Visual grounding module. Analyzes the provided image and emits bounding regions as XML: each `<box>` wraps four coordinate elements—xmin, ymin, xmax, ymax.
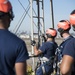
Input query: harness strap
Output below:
<box><xmin>40</xmin><ymin>57</ymin><xmax>47</xmax><ymax>75</ymax></box>
<box><xmin>42</xmin><ymin>65</ymin><xmax>46</xmax><ymax>75</ymax></box>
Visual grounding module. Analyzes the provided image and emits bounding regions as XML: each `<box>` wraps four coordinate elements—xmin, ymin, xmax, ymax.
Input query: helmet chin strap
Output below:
<box><xmin>72</xmin><ymin>25</ymin><xmax>75</xmax><ymax>31</ymax></box>
<box><xmin>73</xmin><ymin>27</ymin><xmax>75</xmax><ymax>31</ymax></box>
<box><xmin>58</xmin><ymin>28</ymin><xmax>64</xmax><ymax>37</ymax></box>
<box><xmin>58</xmin><ymin>31</ymin><xmax>63</xmax><ymax>37</ymax></box>
<box><xmin>8</xmin><ymin>9</ymin><xmax>14</xmax><ymax>20</ymax></box>
<box><xmin>46</xmin><ymin>34</ymin><xmax>52</xmax><ymax>38</ymax></box>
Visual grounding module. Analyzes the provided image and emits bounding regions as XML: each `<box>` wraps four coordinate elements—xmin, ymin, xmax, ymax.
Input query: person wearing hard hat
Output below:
<box><xmin>0</xmin><ymin>0</ymin><xmax>29</xmax><ymax>75</ymax></box>
<box><xmin>56</xmin><ymin>20</ymin><xmax>73</xmax><ymax>75</ymax></box>
<box><xmin>31</xmin><ymin>28</ymin><xmax>58</xmax><ymax>75</ymax></box>
<box><xmin>60</xmin><ymin>10</ymin><xmax>75</xmax><ymax>75</ymax></box>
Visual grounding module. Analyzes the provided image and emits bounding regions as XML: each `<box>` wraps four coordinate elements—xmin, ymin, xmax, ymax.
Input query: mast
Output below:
<box><xmin>50</xmin><ymin>0</ymin><xmax>54</xmax><ymax>28</ymax></box>
<box><xmin>30</xmin><ymin>0</ymin><xmax>35</xmax><ymax>71</ymax></box>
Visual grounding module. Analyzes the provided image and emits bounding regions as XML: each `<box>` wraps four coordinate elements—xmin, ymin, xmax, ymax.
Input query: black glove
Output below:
<box><xmin>31</xmin><ymin>40</ymin><xmax>36</xmax><ymax>46</ymax></box>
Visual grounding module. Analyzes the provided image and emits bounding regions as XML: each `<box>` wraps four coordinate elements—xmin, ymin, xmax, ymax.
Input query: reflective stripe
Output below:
<box><xmin>40</xmin><ymin>57</ymin><xmax>49</xmax><ymax>63</ymax></box>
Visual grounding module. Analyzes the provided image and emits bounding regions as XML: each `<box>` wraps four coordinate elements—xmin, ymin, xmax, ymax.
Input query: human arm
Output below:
<box><xmin>15</xmin><ymin>41</ymin><xmax>29</xmax><ymax>75</ymax></box>
<box><xmin>60</xmin><ymin>39</ymin><xmax>75</xmax><ymax>75</ymax></box>
<box><xmin>31</xmin><ymin>40</ymin><xmax>42</xmax><ymax>56</ymax></box>
<box><xmin>15</xmin><ymin>61</ymin><xmax>27</xmax><ymax>75</ymax></box>
<box><xmin>33</xmin><ymin>45</ymin><xmax>42</xmax><ymax>55</ymax></box>
<box><xmin>60</xmin><ymin>55</ymin><xmax>74</xmax><ymax>75</ymax></box>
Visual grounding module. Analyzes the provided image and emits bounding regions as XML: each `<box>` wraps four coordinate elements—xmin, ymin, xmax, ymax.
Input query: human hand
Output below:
<box><xmin>31</xmin><ymin>40</ymin><xmax>36</xmax><ymax>46</ymax></box>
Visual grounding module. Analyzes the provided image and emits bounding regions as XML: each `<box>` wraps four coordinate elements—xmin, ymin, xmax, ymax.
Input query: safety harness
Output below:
<box><xmin>55</xmin><ymin>36</ymin><xmax>73</xmax><ymax>75</ymax></box>
<box><xmin>35</xmin><ymin>41</ymin><xmax>57</xmax><ymax>75</ymax></box>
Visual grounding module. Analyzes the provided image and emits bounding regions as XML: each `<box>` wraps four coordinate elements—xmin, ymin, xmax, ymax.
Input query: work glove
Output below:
<box><xmin>31</xmin><ymin>40</ymin><xmax>36</xmax><ymax>46</ymax></box>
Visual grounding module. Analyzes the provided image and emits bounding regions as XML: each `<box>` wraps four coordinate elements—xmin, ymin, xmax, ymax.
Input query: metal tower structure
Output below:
<box><xmin>14</xmin><ymin>0</ymin><xmax>54</xmax><ymax>72</ymax></box>
<box><xmin>30</xmin><ymin>0</ymin><xmax>45</xmax><ymax>71</ymax></box>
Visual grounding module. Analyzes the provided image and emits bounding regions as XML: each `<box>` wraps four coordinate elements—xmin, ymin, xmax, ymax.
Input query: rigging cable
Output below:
<box><xmin>15</xmin><ymin>4</ymin><xmax>30</xmax><ymax>34</ymax></box>
<box><xmin>14</xmin><ymin>4</ymin><xmax>30</xmax><ymax>33</ymax></box>
<box><xmin>15</xmin><ymin>0</ymin><xmax>42</xmax><ymax>34</ymax></box>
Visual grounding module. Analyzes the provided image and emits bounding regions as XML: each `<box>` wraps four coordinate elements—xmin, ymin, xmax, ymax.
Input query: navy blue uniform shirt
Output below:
<box><xmin>0</xmin><ymin>29</ymin><xmax>29</xmax><ymax>75</ymax></box>
<box><xmin>39</xmin><ymin>41</ymin><xmax>58</xmax><ymax>59</ymax></box>
<box><xmin>57</xmin><ymin>36</ymin><xmax>73</xmax><ymax>62</ymax></box>
<box><xmin>62</xmin><ymin>38</ymin><xmax>75</xmax><ymax>75</ymax></box>
<box><xmin>36</xmin><ymin>41</ymin><xmax>58</xmax><ymax>75</ymax></box>
<box><xmin>63</xmin><ymin>38</ymin><xmax>75</xmax><ymax>59</ymax></box>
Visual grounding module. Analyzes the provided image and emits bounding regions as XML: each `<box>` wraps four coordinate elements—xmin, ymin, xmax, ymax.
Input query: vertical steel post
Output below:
<box><xmin>30</xmin><ymin>0</ymin><xmax>35</xmax><ymax>71</ymax></box>
<box><xmin>50</xmin><ymin>0</ymin><xmax>54</xmax><ymax>28</ymax></box>
<box><xmin>41</xmin><ymin>0</ymin><xmax>45</xmax><ymax>43</ymax></box>
<box><xmin>42</xmin><ymin>0</ymin><xmax>45</xmax><ymax>34</ymax></box>
<box><xmin>37</xmin><ymin>0</ymin><xmax>40</xmax><ymax>47</ymax></box>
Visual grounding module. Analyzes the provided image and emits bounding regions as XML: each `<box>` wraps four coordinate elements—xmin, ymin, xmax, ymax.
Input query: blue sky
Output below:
<box><xmin>9</xmin><ymin>0</ymin><xmax>75</xmax><ymax>33</ymax></box>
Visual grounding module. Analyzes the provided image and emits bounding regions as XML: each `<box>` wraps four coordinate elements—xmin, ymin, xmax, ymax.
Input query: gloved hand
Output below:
<box><xmin>31</xmin><ymin>40</ymin><xmax>36</xmax><ymax>46</ymax></box>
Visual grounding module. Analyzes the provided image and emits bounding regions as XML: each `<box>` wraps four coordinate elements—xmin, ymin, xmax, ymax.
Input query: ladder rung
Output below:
<box><xmin>33</xmin><ymin>16</ymin><xmax>43</xmax><ymax>19</ymax></box>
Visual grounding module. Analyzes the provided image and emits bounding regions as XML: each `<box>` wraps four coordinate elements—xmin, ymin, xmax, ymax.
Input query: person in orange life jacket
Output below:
<box><xmin>60</xmin><ymin>10</ymin><xmax>75</xmax><ymax>75</ymax></box>
<box><xmin>0</xmin><ymin>0</ymin><xmax>29</xmax><ymax>75</ymax></box>
<box><xmin>55</xmin><ymin>20</ymin><xmax>73</xmax><ymax>75</ymax></box>
<box><xmin>31</xmin><ymin>28</ymin><xmax>58</xmax><ymax>75</ymax></box>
